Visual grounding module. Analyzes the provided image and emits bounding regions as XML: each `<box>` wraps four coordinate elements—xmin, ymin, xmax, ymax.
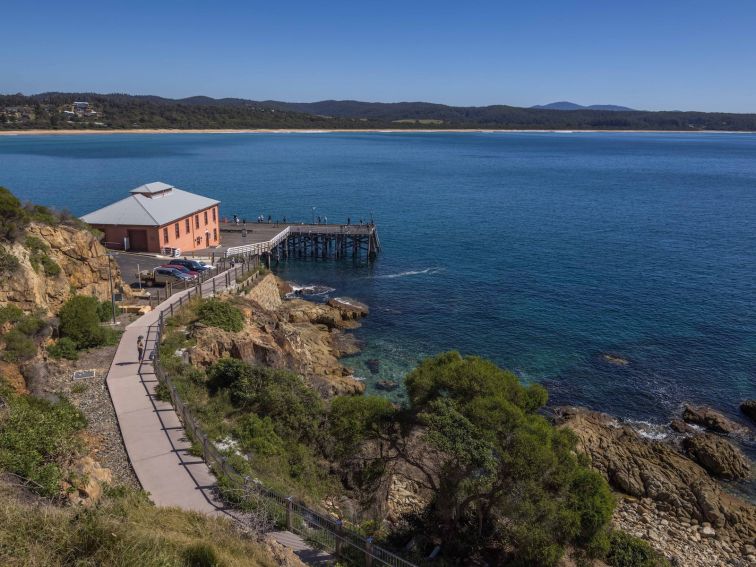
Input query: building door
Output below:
<box><xmin>205</xmin><ymin>231</ymin><xmax>210</xmax><ymax>248</ymax></box>
<box><xmin>127</xmin><ymin>229</ymin><xmax>148</xmax><ymax>251</ymax></box>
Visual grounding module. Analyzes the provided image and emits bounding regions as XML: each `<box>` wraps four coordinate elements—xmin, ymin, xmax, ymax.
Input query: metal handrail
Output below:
<box><xmin>151</xmin><ymin>274</ymin><xmax>417</xmax><ymax>567</ymax></box>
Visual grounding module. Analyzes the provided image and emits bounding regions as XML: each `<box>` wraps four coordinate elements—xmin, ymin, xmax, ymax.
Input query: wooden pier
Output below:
<box><xmin>218</xmin><ymin>222</ymin><xmax>381</xmax><ymax>264</ymax></box>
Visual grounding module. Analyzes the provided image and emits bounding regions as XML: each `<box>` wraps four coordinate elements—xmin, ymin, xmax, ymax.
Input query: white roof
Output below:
<box><xmin>130</xmin><ymin>181</ymin><xmax>174</xmax><ymax>195</ymax></box>
<box><xmin>81</xmin><ymin>182</ymin><xmax>219</xmax><ymax>227</ymax></box>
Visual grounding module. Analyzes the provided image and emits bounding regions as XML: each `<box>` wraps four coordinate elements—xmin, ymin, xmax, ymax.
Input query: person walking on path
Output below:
<box><xmin>137</xmin><ymin>335</ymin><xmax>145</xmax><ymax>362</ymax></box>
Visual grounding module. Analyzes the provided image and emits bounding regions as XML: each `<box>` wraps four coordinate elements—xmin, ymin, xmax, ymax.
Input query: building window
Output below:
<box><xmin>163</xmin><ymin>227</ymin><xmax>169</xmax><ymax>242</ymax></box>
<box><xmin>204</xmin><ymin>211</ymin><xmax>208</xmax><ymax>225</ymax></box>
<box><xmin>213</xmin><ymin>228</ymin><xmax>217</xmax><ymax>241</ymax></box>
<box><xmin>174</xmin><ymin>223</ymin><xmax>179</xmax><ymax>238</ymax></box>
<box><xmin>212</xmin><ymin>207</ymin><xmax>216</xmax><ymax>222</ymax></box>
<box><xmin>185</xmin><ymin>218</ymin><xmax>190</xmax><ymax>234</ymax></box>
<box><xmin>195</xmin><ymin>215</ymin><xmax>199</xmax><ymax>229</ymax></box>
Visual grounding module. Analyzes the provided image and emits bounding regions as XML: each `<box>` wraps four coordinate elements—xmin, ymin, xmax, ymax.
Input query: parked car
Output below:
<box><xmin>137</xmin><ymin>266</ymin><xmax>193</xmax><ymax>286</ymax></box>
<box><xmin>169</xmin><ymin>258</ymin><xmax>214</xmax><ymax>273</ymax></box>
<box><xmin>160</xmin><ymin>264</ymin><xmax>198</xmax><ymax>279</ymax></box>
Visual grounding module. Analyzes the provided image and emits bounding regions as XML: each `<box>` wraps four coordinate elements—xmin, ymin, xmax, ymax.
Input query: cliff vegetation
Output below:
<box><xmin>156</xmin><ymin>280</ymin><xmax>672</xmax><ymax>566</ymax></box>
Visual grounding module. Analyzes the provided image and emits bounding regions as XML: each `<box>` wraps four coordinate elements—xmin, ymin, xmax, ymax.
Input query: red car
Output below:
<box><xmin>160</xmin><ymin>264</ymin><xmax>198</xmax><ymax>279</ymax></box>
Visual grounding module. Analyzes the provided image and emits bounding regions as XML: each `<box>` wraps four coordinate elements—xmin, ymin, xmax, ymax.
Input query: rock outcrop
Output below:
<box><xmin>62</xmin><ymin>456</ymin><xmax>113</xmax><ymax>506</ymax></box>
<box><xmin>682</xmin><ymin>433</ymin><xmax>751</xmax><ymax>480</ymax></box>
<box><xmin>0</xmin><ymin>222</ymin><xmax>127</xmax><ymax>314</ymax></box>
<box><xmin>555</xmin><ymin>407</ymin><xmax>755</xmax><ymax>545</ymax></box>
<box><xmin>741</xmin><ymin>400</ymin><xmax>756</xmax><ymax>424</ymax></box>
<box><xmin>189</xmin><ymin>275</ymin><xmax>366</xmax><ymax>397</ymax></box>
<box><xmin>682</xmin><ymin>404</ymin><xmax>750</xmax><ymax>437</ymax></box>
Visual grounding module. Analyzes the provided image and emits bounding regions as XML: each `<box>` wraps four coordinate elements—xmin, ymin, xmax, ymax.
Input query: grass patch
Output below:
<box><xmin>196</xmin><ymin>299</ymin><xmax>244</xmax><ymax>332</ymax></box>
<box><xmin>0</xmin><ymin>483</ymin><xmax>277</xmax><ymax>567</ymax></box>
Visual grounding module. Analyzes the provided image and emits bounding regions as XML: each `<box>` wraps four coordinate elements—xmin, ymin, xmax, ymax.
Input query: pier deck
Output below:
<box><xmin>215</xmin><ymin>221</ymin><xmax>380</xmax><ymax>262</ymax></box>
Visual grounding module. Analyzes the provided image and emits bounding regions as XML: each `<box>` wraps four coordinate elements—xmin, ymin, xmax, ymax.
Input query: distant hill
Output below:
<box><xmin>1</xmin><ymin>92</ymin><xmax>755</xmax><ymax>131</ymax></box>
<box><xmin>532</xmin><ymin>101</ymin><xmax>636</xmax><ymax>111</ymax></box>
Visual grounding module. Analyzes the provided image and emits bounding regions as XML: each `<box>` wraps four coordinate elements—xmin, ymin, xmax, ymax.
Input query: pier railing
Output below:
<box><xmin>150</xmin><ymin>274</ymin><xmax>416</xmax><ymax>567</ymax></box>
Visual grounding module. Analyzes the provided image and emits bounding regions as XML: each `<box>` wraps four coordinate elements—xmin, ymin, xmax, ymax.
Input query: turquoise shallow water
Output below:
<box><xmin>1</xmin><ymin>132</ymin><xmax>755</xmax><ymax>433</ymax></box>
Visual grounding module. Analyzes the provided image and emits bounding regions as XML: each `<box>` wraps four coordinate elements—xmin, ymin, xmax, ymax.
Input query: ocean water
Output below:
<box><xmin>1</xmin><ymin>132</ymin><xmax>755</xmax><ymax>431</ymax></box>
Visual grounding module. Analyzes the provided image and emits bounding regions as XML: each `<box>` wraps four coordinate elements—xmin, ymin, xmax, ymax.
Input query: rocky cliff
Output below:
<box><xmin>189</xmin><ymin>274</ymin><xmax>367</xmax><ymax>397</ymax></box>
<box><xmin>555</xmin><ymin>407</ymin><xmax>755</xmax><ymax>564</ymax></box>
<box><xmin>0</xmin><ymin>222</ymin><xmax>126</xmax><ymax>314</ymax></box>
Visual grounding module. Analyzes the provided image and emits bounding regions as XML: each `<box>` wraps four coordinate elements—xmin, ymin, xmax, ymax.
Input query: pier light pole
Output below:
<box><xmin>311</xmin><ymin>206</ymin><xmax>316</xmax><ymax>225</ymax></box>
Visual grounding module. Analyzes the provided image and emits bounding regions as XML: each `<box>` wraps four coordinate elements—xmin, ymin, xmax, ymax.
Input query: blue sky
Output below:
<box><xmin>2</xmin><ymin>0</ymin><xmax>755</xmax><ymax>112</ymax></box>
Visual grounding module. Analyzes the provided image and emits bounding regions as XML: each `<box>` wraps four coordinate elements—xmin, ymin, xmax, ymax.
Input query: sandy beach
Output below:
<box><xmin>1</xmin><ymin>128</ymin><xmax>753</xmax><ymax>136</ymax></box>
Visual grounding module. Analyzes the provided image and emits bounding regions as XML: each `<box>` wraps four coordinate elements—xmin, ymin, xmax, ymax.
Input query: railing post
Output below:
<box><xmin>213</xmin><ymin>278</ymin><xmax>216</xmax><ymax>296</ymax></box>
<box><xmin>365</xmin><ymin>536</ymin><xmax>374</xmax><ymax>567</ymax></box>
<box><xmin>335</xmin><ymin>520</ymin><xmax>344</xmax><ymax>557</ymax></box>
<box><xmin>286</xmin><ymin>496</ymin><xmax>293</xmax><ymax>530</ymax></box>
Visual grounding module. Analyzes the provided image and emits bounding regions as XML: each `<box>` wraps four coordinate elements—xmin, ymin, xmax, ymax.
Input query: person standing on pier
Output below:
<box><xmin>137</xmin><ymin>335</ymin><xmax>145</xmax><ymax>362</ymax></box>
<box><xmin>347</xmin><ymin>217</ymin><xmax>351</xmax><ymax>225</ymax></box>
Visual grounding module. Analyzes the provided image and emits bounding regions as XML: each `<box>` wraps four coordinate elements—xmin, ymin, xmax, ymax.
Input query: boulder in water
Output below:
<box><xmin>327</xmin><ymin>297</ymin><xmax>369</xmax><ymax>319</ymax></box>
<box><xmin>682</xmin><ymin>404</ymin><xmax>749</xmax><ymax>436</ymax></box>
<box><xmin>601</xmin><ymin>353</ymin><xmax>629</xmax><ymax>366</ymax></box>
<box><xmin>366</xmin><ymin>359</ymin><xmax>380</xmax><ymax>374</ymax></box>
<box><xmin>740</xmin><ymin>400</ymin><xmax>756</xmax><ymax>424</ymax></box>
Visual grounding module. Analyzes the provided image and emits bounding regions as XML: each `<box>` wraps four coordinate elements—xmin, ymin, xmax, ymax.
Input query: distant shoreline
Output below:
<box><xmin>1</xmin><ymin>128</ymin><xmax>755</xmax><ymax>136</ymax></box>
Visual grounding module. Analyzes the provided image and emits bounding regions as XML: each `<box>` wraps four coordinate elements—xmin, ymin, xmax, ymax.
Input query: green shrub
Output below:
<box><xmin>196</xmin><ymin>299</ymin><xmax>244</xmax><ymax>332</ymax></box>
<box><xmin>2</xmin><ymin>329</ymin><xmax>37</xmax><ymax>361</ymax></box>
<box><xmin>227</xmin><ymin>364</ymin><xmax>324</xmax><ymax>444</ymax></box>
<box><xmin>15</xmin><ymin>315</ymin><xmax>45</xmax><ymax>337</ymax></box>
<box><xmin>24</xmin><ymin>236</ymin><xmax>61</xmax><ymax>277</ymax></box>
<box><xmin>606</xmin><ymin>531</ymin><xmax>670</xmax><ymax>567</ymax></box>
<box><xmin>0</xmin><ymin>187</ymin><xmax>28</xmax><ymax>241</ymax></box>
<box><xmin>329</xmin><ymin>395</ymin><xmax>395</xmax><ymax>458</ymax></box>
<box><xmin>40</xmin><ymin>255</ymin><xmax>61</xmax><ymax>276</ymax></box>
<box><xmin>206</xmin><ymin>357</ymin><xmax>253</xmax><ymax>392</ymax></box>
<box><xmin>232</xmin><ymin>413</ymin><xmax>286</xmax><ymax>457</ymax></box>
<box><xmin>0</xmin><ymin>245</ymin><xmax>20</xmax><ymax>274</ymax></box>
<box><xmin>0</xmin><ymin>304</ymin><xmax>23</xmax><ymax>326</ymax></box>
<box><xmin>96</xmin><ymin>299</ymin><xmax>120</xmax><ymax>322</ymax></box>
<box><xmin>48</xmin><ymin>337</ymin><xmax>79</xmax><ymax>360</ymax></box>
<box><xmin>154</xmin><ymin>381</ymin><xmax>170</xmax><ymax>402</ymax></box>
<box><xmin>58</xmin><ymin>295</ymin><xmax>107</xmax><ymax>349</ymax></box>
<box><xmin>26</xmin><ymin>203</ymin><xmax>59</xmax><ymax>225</ymax></box>
<box><xmin>400</xmin><ymin>352</ymin><xmax>617</xmax><ymax>562</ymax></box>
<box><xmin>0</xmin><ymin>389</ymin><xmax>86</xmax><ymax>497</ymax></box>
<box><xmin>24</xmin><ymin>235</ymin><xmax>48</xmax><ymax>255</ymax></box>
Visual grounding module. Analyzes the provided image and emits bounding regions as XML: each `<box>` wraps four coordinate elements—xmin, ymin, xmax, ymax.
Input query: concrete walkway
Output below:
<box><xmin>105</xmin><ymin>268</ymin><xmax>333</xmax><ymax>563</ymax></box>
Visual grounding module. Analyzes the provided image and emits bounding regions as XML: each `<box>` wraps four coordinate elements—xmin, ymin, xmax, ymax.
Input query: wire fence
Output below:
<box><xmin>151</xmin><ymin>267</ymin><xmax>417</xmax><ymax>567</ymax></box>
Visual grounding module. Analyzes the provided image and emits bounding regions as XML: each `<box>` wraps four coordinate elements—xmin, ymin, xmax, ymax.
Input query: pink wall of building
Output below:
<box><xmin>94</xmin><ymin>205</ymin><xmax>220</xmax><ymax>253</ymax></box>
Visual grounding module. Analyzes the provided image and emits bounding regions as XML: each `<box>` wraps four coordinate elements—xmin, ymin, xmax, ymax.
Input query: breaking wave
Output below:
<box><xmin>374</xmin><ymin>267</ymin><xmax>444</xmax><ymax>279</ymax></box>
<box><xmin>285</xmin><ymin>283</ymin><xmax>336</xmax><ymax>299</ymax></box>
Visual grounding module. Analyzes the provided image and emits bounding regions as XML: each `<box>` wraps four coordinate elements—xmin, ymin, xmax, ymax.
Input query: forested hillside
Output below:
<box><xmin>2</xmin><ymin>92</ymin><xmax>756</xmax><ymax>130</ymax></box>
